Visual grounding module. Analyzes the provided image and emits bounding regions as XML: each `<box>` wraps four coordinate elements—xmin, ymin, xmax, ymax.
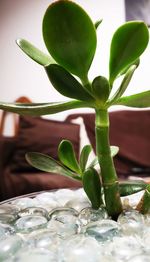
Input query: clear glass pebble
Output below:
<box><xmin>0</xmin><ymin>213</ymin><xmax>17</xmax><ymax>224</ymax></box>
<box><xmin>95</xmin><ymin>255</ymin><xmax>122</xmax><ymax>262</ymax></box>
<box><xmin>0</xmin><ymin>188</ymin><xmax>149</xmax><ymax>261</ymax></box>
<box><xmin>74</xmin><ymin>188</ymin><xmax>87</xmax><ymax>199</ymax></box>
<box><xmin>126</xmin><ymin>254</ymin><xmax>150</xmax><ymax>262</ymax></box>
<box><xmin>0</xmin><ymin>223</ymin><xmax>15</xmax><ymax>240</ymax></box>
<box><xmin>142</xmin><ymin>228</ymin><xmax>150</xmax><ymax>251</ymax></box>
<box><xmin>121</xmin><ymin>191</ymin><xmax>144</xmax><ymax>208</ymax></box>
<box><xmin>111</xmin><ymin>236</ymin><xmax>142</xmax><ymax>260</ymax></box>
<box><xmin>118</xmin><ymin>209</ymin><xmax>144</xmax><ymax>236</ymax></box>
<box><xmin>12</xmin><ymin>197</ymin><xmax>39</xmax><ymax>210</ymax></box>
<box><xmin>14</xmin><ymin>248</ymin><xmax>56</xmax><ymax>262</ymax></box>
<box><xmin>15</xmin><ymin>215</ymin><xmax>47</xmax><ymax>233</ymax></box>
<box><xmin>48</xmin><ymin>207</ymin><xmax>79</xmax><ymax>237</ymax></box>
<box><xmin>85</xmin><ymin>219</ymin><xmax>120</xmax><ymax>242</ymax></box>
<box><xmin>18</xmin><ymin>207</ymin><xmax>48</xmax><ymax>218</ymax></box>
<box><xmin>53</xmin><ymin>189</ymin><xmax>76</xmax><ymax>206</ymax></box>
<box><xmin>61</xmin><ymin>235</ymin><xmax>101</xmax><ymax>262</ymax></box>
<box><xmin>35</xmin><ymin>192</ymin><xmax>59</xmax><ymax>210</ymax></box>
<box><xmin>144</xmin><ymin>214</ymin><xmax>150</xmax><ymax>226</ymax></box>
<box><xmin>65</xmin><ymin>198</ymin><xmax>91</xmax><ymax>212</ymax></box>
<box><xmin>49</xmin><ymin>207</ymin><xmax>78</xmax><ymax>222</ymax></box>
<box><xmin>78</xmin><ymin>206</ymin><xmax>108</xmax><ymax>226</ymax></box>
<box><xmin>27</xmin><ymin>228</ymin><xmax>61</xmax><ymax>251</ymax></box>
<box><xmin>47</xmin><ymin>218</ymin><xmax>78</xmax><ymax>239</ymax></box>
<box><xmin>0</xmin><ymin>235</ymin><xmax>23</xmax><ymax>261</ymax></box>
<box><xmin>0</xmin><ymin>204</ymin><xmax>20</xmax><ymax>215</ymax></box>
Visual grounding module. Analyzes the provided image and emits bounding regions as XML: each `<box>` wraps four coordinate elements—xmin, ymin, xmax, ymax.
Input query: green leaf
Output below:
<box><xmin>42</xmin><ymin>1</ymin><xmax>97</xmax><ymax>79</ymax></box>
<box><xmin>136</xmin><ymin>184</ymin><xmax>150</xmax><ymax>214</ymax></box>
<box><xmin>95</xmin><ymin>19</ymin><xmax>103</xmax><ymax>30</ymax></box>
<box><xmin>111</xmin><ymin>146</ymin><xmax>119</xmax><ymax>157</ymax></box>
<box><xmin>0</xmin><ymin>100</ymin><xmax>92</xmax><ymax>116</ymax></box>
<box><xmin>119</xmin><ymin>180</ymin><xmax>147</xmax><ymax>197</ymax></box>
<box><xmin>16</xmin><ymin>39</ymin><xmax>54</xmax><ymax>66</ymax></box>
<box><xmin>109</xmin><ymin>21</ymin><xmax>149</xmax><ymax>85</ymax></box>
<box><xmin>83</xmin><ymin>168</ymin><xmax>103</xmax><ymax>209</ymax></box>
<box><xmin>92</xmin><ymin>76</ymin><xmax>110</xmax><ymax>105</ymax></box>
<box><xmin>80</xmin><ymin>145</ymin><xmax>92</xmax><ymax>172</ymax></box>
<box><xmin>87</xmin><ymin>157</ymin><xmax>98</xmax><ymax>169</ymax></box>
<box><xmin>108</xmin><ymin>65</ymin><xmax>137</xmax><ymax>106</ymax></box>
<box><xmin>114</xmin><ymin>90</ymin><xmax>150</xmax><ymax>108</ymax></box>
<box><xmin>119</xmin><ymin>58</ymin><xmax>140</xmax><ymax>77</ymax></box>
<box><xmin>45</xmin><ymin>64</ymin><xmax>94</xmax><ymax>101</ymax></box>
<box><xmin>58</xmin><ymin>140</ymin><xmax>81</xmax><ymax>174</ymax></box>
<box><xmin>26</xmin><ymin>152</ymin><xmax>80</xmax><ymax>180</ymax></box>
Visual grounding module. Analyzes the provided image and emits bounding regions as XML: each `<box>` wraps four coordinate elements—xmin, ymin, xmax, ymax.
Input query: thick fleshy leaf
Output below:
<box><xmin>42</xmin><ymin>1</ymin><xmax>97</xmax><ymax>79</ymax></box>
<box><xmin>119</xmin><ymin>58</ymin><xmax>140</xmax><ymax>76</ymax></box>
<box><xmin>92</xmin><ymin>76</ymin><xmax>110</xmax><ymax>106</ymax></box>
<box><xmin>109</xmin><ymin>65</ymin><xmax>137</xmax><ymax>106</ymax></box>
<box><xmin>83</xmin><ymin>168</ymin><xmax>103</xmax><ymax>209</ymax></box>
<box><xmin>95</xmin><ymin>19</ymin><xmax>102</xmax><ymax>29</ymax></box>
<box><xmin>26</xmin><ymin>152</ymin><xmax>80</xmax><ymax>180</ymax></box>
<box><xmin>16</xmin><ymin>39</ymin><xmax>54</xmax><ymax>66</ymax></box>
<box><xmin>114</xmin><ymin>90</ymin><xmax>150</xmax><ymax>108</ymax></box>
<box><xmin>45</xmin><ymin>64</ymin><xmax>94</xmax><ymax>101</ymax></box>
<box><xmin>109</xmin><ymin>21</ymin><xmax>149</xmax><ymax>85</ymax></box>
<box><xmin>58</xmin><ymin>140</ymin><xmax>81</xmax><ymax>174</ymax></box>
<box><xmin>136</xmin><ymin>184</ymin><xmax>150</xmax><ymax>214</ymax></box>
<box><xmin>80</xmin><ymin>145</ymin><xmax>92</xmax><ymax>172</ymax></box>
<box><xmin>87</xmin><ymin>157</ymin><xmax>99</xmax><ymax>169</ymax></box>
<box><xmin>111</xmin><ymin>146</ymin><xmax>119</xmax><ymax>157</ymax></box>
<box><xmin>0</xmin><ymin>100</ymin><xmax>91</xmax><ymax>116</ymax></box>
<box><xmin>119</xmin><ymin>180</ymin><xmax>147</xmax><ymax>197</ymax></box>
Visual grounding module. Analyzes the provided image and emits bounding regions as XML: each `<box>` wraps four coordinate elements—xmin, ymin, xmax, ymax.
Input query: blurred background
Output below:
<box><xmin>0</xmin><ymin>0</ymin><xmax>150</xmax><ymax>120</ymax></box>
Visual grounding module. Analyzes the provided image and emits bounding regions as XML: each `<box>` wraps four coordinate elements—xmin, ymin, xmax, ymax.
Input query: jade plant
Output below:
<box><xmin>0</xmin><ymin>1</ymin><xmax>150</xmax><ymax>219</ymax></box>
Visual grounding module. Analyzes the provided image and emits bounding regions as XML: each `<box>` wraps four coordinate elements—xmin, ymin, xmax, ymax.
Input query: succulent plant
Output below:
<box><xmin>0</xmin><ymin>1</ymin><xmax>150</xmax><ymax>219</ymax></box>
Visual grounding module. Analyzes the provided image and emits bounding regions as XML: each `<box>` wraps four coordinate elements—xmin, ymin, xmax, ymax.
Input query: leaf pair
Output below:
<box><xmin>16</xmin><ymin>1</ymin><xmax>149</xmax><ymax>110</ymax></box>
<box><xmin>58</xmin><ymin>141</ymin><xmax>97</xmax><ymax>175</ymax></box>
<box><xmin>58</xmin><ymin>141</ymin><xmax>119</xmax><ymax>174</ymax></box>
<box><xmin>26</xmin><ymin>152</ymin><xmax>80</xmax><ymax>181</ymax></box>
<box><xmin>26</xmin><ymin>142</ymin><xmax>146</xmax><ymax>210</ymax></box>
<box><xmin>26</xmin><ymin>141</ymin><xmax>103</xmax><ymax>209</ymax></box>
<box><xmin>43</xmin><ymin>1</ymin><xmax>149</xmax><ymax>87</ymax></box>
<box><xmin>25</xmin><ymin>140</ymin><xmax>94</xmax><ymax>182</ymax></box>
<box><xmin>59</xmin><ymin>141</ymin><xmax>103</xmax><ymax>209</ymax></box>
<box><xmin>16</xmin><ymin>39</ymin><xmax>94</xmax><ymax>102</ymax></box>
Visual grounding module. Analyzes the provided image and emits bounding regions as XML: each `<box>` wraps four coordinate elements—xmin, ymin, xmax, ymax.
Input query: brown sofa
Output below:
<box><xmin>0</xmin><ymin>113</ymin><xmax>82</xmax><ymax>201</ymax></box>
<box><xmin>67</xmin><ymin>110</ymin><xmax>150</xmax><ymax>178</ymax></box>
<box><xmin>0</xmin><ymin>109</ymin><xmax>150</xmax><ymax>201</ymax></box>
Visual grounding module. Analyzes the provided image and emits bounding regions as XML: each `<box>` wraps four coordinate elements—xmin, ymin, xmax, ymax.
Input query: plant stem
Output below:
<box><xmin>95</xmin><ymin>109</ymin><xmax>123</xmax><ymax>219</ymax></box>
